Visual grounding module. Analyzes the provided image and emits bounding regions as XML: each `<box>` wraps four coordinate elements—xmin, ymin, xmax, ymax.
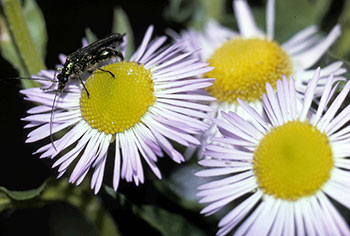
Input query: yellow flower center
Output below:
<box><xmin>253</xmin><ymin>120</ymin><xmax>333</xmax><ymax>201</ymax></box>
<box><xmin>206</xmin><ymin>38</ymin><xmax>292</xmax><ymax>103</ymax></box>
<box><xmin>80</xmin><ymin>61</ymin><xmax>155</xmax><ymax>134</ymax></box>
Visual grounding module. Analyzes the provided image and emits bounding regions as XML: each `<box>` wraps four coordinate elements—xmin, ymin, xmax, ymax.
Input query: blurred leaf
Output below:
<box><xmin>325</xmin><ymin>51</ymin><xmax>350</xmax><ymax>93</ymax></box>
<box><xmin>0</xmin><ymin>178</ymin><xmax>120</xmax><ymax>236</ymax></box>
<box><xmin>85</xmin><ymin>27</ymin><xmax>98</xmax><ymax>44</ymax></box>
<box><xmin>190</xmin><ymin>0</ymin><xmax>226</xmax><ymax>29</ymax></box>
<box><xmin>107</xmin><ymin>187</ymin><xmax>209</xmax><ymax>236</ymax></box>
<box><xmin>22</xmin><ymin>0</ymin><xmax>48</xmax><ymax>59</ymax></box>
<box><xmin>165</xmin><ymin>0</ymin><xmax>226</xmax><ymax>30</ymax></box>
<box><xmin>0</xmin><ymin>14</ymin><xmax>26</xmax><ymax>76</ymax></box>
<box><xmin>0</xmin><ymin>180</ymin><xmax>47</xmax><ymax>212</ymax></box>
<box><xmin>138</xmin><ymin>205</ymin><xmax>206</xmax><ymax>236</ymax></box>
<box><xmin>0</xmin><ymin>0</ymin><xmax>45</xmax><ymax>88</ymax></box>
<box><xmin>164</xmin><ymin>0</ymin><xmax>196</xmax><ymax>23</ymax></box>
<box><xmin>0</xmin><ymin>180</ymin><xmax>47</xmax><ymax>201</ymax></box>
<box><xmin>334</xmin><ymin>0</ymin><xmax>350</xmax><ymax>61</ymax></box>
<box><xmin>157</xmin><ymin>164</ymin><xmax>204</xmax><ymax>211</ymax></box>
<box><xmin>41</xmin><ymin>178</ymin><xmax>121</xmax><ymax>236</ymax></box>
<box><xmin>249</xmin><ymin>0</ymin><xmax>332</xmax><ymax>42</ymax></box>
<box><xmin>47</xmin><ymin>202</ymin><xmax>99</xmax><ymax>236</ymax></box>
<box><xmin>273</xmin><ymin>0</ymin><xmax>331</xmax><ymax>42</ymax></box>
<box><xmin>112</xmin><ymin>7</ymin><xmax>134</xmax><ymax>59</ymax></box>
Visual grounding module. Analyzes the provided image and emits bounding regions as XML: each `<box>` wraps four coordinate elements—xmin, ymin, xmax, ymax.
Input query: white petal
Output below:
<box><xmin>266</xmin><ymin>0</ymin><xmax>275</xmax><ymax>39</ymax></box>
<box><xmin>312</xmin><ymin>74</ymin><xmax>335</xmax><ymax>125</ymax></box>
<box><xmin>292</xmin><ymin>25</ymin><xmax>341</xmax><ymax>69</ymax></box>
<box><xmin>233</xmin><ymin>0</ymin><xmax>262</xmax><ymax>37</ymax></box>
<box><xmin>113</xmin><ymin>135</ymin><xmax>121</xmax><ymax>191</ymax></box>
<box><xmin>217</xmin><ymin>191</ymin><xmax>262</xmax><ymax>236</ymax></box>
<box><xmin>317</xmin><ymin>80</ymin><xmax>350</xmax><ymax>132</ymax></box>
<box><xmin>246</xmin><ymin>197</ymin><xmax>281</xmax><ymax>236</ymax></box>
<box><xmin>282</xmin><ymin>25</ymin><xmax>318</xmax><ymax>50</ymax></box>
<box><xmin>299</xmin><ymin>68</ymin><xmax>320</xmax><ymax>121</ymax></box>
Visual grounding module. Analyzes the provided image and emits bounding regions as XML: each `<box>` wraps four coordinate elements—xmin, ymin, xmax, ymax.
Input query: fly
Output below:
<box><xmin>52</xmin><ymin>32</ymin><xmax>125</xmax><ymax>96</ymax></box>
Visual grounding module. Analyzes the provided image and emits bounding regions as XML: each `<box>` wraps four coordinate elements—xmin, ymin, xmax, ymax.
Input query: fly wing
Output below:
<box><xmin>82</xmin><ymin>33</ymin><xmax>124</xmax><ymax>52</ymax></box>
<box><xmin>67</xmin><ymin>33</ymin><xmax>125</xmax><ymax>62</ymax></box>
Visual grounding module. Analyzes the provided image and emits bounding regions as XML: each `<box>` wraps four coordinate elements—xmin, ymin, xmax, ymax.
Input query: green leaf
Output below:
<box><xmin>138</xmin><ymin>205</ymin><xmax>207</xmax><ymax>236</ymax></box>
<box><xmin>0</xmin><ymin>180</ymin><xmax>47</xmax><ymax>201</ymax></box>
<box><xmin>46</xmin><ymin>202</ymin><xmax>100</xmax><ymax>236</ymax></box>
<box><xmin>191</xmin><ymin>0</ymin><xmax>226</xmax><ymax>29</ymax></box>
<box><xmin>22</xmin><ymin>0</ymin><xmax>48</xmax><ymax>59</ymax></box>
<box><xmin>334</xmin><ymin>0</ymin><xmax>350</xmax><ymax>61</ymax></box>
<box><xmin>272</xmin><ymin>0</ymin><xmax>332</xmax><ymax>42</ymax></box>
<box><xmin>41</xmin><ymin>178</ymin><xmax>121</xmax><ymax>236</ymax></box>
<box><xmin>0</xmin><ymin>180</ymin><xmax>48</xmax><ymax>212</ymax></box>
<box><xmin>112</xmin><ymin>7</ymin><xmax>134</xmax><ymax>59</ymax></box>
<box><xmin>0</xmin><ymin>0</ymin><xmax>45</xmax><ymax>88</ymax></box>
<box><xmin>107</xmin><ymin>187</ymin><xmax>209</xmax><ymax>236</ymax></box>
<box><xmin>0</xmin><ymin>14</ymin><xmax>26</xmax><ymax>76</ymax></box>
<box><xmin>157</xmin><ymin>164</ymin><xmax>204</xmax><ymax>212</ymax></box>
<box><xmin>164</xmin><ymin>0</ymin><xmax>226</xmax><ymax>30</ymax></box>
<box><xmin>85</xmin><ymin>27</ymin><xmax>98</xmax><ymax>44</ymax></box>
<box><xmin>164</xmin><ymin>0</ymin><xmax>196</xmax><ymax>24</ymax></box>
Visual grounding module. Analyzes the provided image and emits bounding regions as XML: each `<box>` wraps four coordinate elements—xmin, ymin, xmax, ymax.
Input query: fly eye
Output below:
<box><xmin>100</xmin><ymin>50</ymin><xmax>110</xmax><ymax>56</ymax></box>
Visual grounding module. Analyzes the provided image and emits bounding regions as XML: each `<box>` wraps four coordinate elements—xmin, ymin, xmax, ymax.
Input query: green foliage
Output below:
<box><xmin>272</xmin><ymin>0</ymin><xmax>331</xmax><ymax>42</ymax></box>
<box><xmin>0</xmin><ymin>178</ymin><xmax>121</xmax><ymax>236</ymax></box>
<box><xmin>22</xmin><ymin>0</ymin><xmax>47</xmax><ymax>59</ymax></box>
<box><xmin>0</xmin><ymin>0</ymin><xmax>349</xmax><ymax>235</ymax></box>
<box><xmin>112</xmin><ymin>7</ymin><xmax>135</xmax><ymax>59</ymax></box>
<box><xmin>85</xmin><ymin>28</ymin><xmax>98</xmax><ymax>44</ymax></box>
<box><xmin>0</xmin><ymin>0</ymin><xmax>46</xmax><ymax>89</ymax></box>
<box><xmin>41</xmin><ymin>179</ymin><xmax>122</xmax><ymax>236</ymax></box>
<box><xmin>0</xmin><ymin>180</ymin><xmax>47</xmax><ymax>211</ymax></box>
<box><xmin>164</xmin><ymin>0</ymin><xmax>227</xmax><ymax>30</ymax></box>
<box><xmin>105</xmin><ymin>186</ymin><xmax>211</xmax><ymax>236</ymax></box>
<box><xmin>334</xmin><ymin>0</ymin><xmax>350</xmax><ymax>61</ymax></box>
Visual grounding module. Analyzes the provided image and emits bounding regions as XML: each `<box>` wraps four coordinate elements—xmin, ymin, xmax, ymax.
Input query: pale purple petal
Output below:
<box><xmin>130</xmin><ymin>25</ymin><xmax>154</xmax><ymax>62</ymax></box>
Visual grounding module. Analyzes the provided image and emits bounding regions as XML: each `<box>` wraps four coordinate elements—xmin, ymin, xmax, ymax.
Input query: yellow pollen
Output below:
<box><xmin>206</xmin><ymin>38</ymin><xmax>292</xmax><ymax>103</ymax></box>
<box><xmin>253</xmin><ymin>121</ymin><xmax>333</xmax><ymax>201</ymax></box>
<box><xmin>80</xmin><ymin>61</ymin><xmax>155</xmax><ymax>134</ymax></box>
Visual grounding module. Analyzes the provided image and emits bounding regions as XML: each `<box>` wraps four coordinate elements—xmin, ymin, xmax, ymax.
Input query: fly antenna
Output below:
<box><xmin>50</xmin><ymin>89</ymin><xmax>60</xmax><ymax>151</ymax></box>
<box><xmin>1</xmin><ymin>77</ymin><xmax>53</xmax><ymax>82</ymax></box>
<box><xmin>42</xmin><ymin>66</ymin><xmax>60</xmax><ymax>91</ymax></box>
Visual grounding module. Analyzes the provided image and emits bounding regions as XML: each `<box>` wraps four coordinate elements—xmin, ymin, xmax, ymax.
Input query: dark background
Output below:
<box><xmin>0</xmin><ymin>0</ymin><xmax>174</xmax><ymax>191</ymax></box>
<box><xmin>0</xmin><ymin>0</ymin><xmax>180</xmax><ymax>235</ymax></box>
<box><xmin>0</xmin><ymin>0</ymin><xmax>348</xmax><ymax>235</ymax></box>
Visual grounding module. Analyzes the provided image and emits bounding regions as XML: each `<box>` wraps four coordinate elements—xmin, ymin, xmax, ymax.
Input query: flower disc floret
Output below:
<box><xmin>80</xmin><ymin>61</ymin><xmax>155</xmax><ymax>134</ymax></box>
<box><xmin>253</xmin><ymin>120</ymin><xmax>333</xmax><ymax>201</ymax></box>
<box><xmin>206</xmin><ymin>38</ymin><xmax>292</xmax><ymax>103</ymax></box>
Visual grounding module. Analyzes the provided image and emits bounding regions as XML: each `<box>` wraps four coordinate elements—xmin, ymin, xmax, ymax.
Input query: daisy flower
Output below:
<box><xmin>21</xmin><ymin>26</ymin><xmax>215</xmax><ymax>194</ymax></box>
<box><xmin>196</xmin><ymin>69</ymin><xmax>350</xmax><ymax>236</ymax></box>
<box><xmin>175</xmin><ymin>0</ymin><xmax>346</xmax><ymax>158</ymax></box>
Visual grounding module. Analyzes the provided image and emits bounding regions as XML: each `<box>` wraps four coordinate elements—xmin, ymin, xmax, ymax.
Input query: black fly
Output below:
<box><xmin>5</xmin><ymin>33</ymin><xmax>125</xmax><ymax>150</ymax></box>
<box><xmin>46</xmin><ymin>33</ymin><xmax>125</xmax><ymax>149</ymax></box>
<box><xmin>52</xmin><ymin>33</ymin><xmax>125</xmax><ymax>96</ymax></box>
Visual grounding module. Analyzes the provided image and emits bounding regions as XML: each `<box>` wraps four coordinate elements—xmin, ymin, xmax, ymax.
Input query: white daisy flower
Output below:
<box><xmin>196</xmin><ymin>69</ymin><xmax>350</xmax><ymax>236</ymax></box>
<box><xmin>21</xmin><ymin>26</ymin><xmax>215</xmax><ymax>194</ymax></box>
<box><xmin>175</xmin><ymin>0</ymin><xmax>346</xmax><ymax>158</ymax></box>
